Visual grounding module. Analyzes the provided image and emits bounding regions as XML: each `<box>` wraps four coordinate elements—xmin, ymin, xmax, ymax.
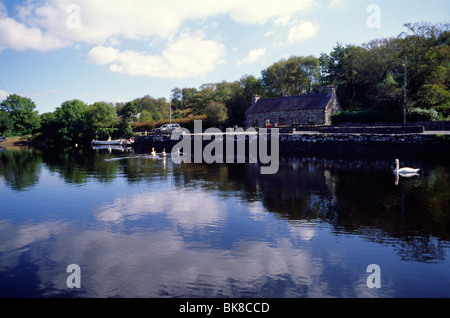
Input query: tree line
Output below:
<box><xmin>0</xmin><ymin>22</ymin><xmax>448</xmax><ymax>143</ymax></box>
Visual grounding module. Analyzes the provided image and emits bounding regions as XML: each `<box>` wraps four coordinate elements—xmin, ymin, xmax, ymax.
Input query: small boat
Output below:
<box><xmin>91</xmin><ymin>137</ymin><xmax>124</xmax><ymax>146</ymax></box>
<box><xmin>92</xmin><ymin>145</ymin><xmax>125</xmax><ymax>151</ymax></box>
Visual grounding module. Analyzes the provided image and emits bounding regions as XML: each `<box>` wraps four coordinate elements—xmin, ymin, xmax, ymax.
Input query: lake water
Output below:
<box><xmin>1</xmin><ymin>146</ymin><xmax>450</xmax><ymax>298</ymax></box>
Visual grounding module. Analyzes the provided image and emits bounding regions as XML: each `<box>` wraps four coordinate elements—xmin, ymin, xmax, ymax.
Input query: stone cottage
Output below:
<box><xmin>245</xmin><ymin>86</ymin><xmax>341</xmax><ymax>128</ymax></box>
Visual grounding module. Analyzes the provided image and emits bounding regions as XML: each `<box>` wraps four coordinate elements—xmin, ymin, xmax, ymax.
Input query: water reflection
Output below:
<box><xmin>94</xmin><ymin>189</ymin><xmax>227</xmax><ymax>230</ymax></box>
<box><xmin>0</xmin><ymin>148</ymin><xmax>42</xmax><ymax>191</ymax></box>
<box><xmin>0</xmin><ymin>220</ymin><xmax>331</xmax><ymax>297</ymax></box>
<box><xmin>1</xmin><ymin>148</ymin><xmax>450</xmax><ymax>297</ymax></box>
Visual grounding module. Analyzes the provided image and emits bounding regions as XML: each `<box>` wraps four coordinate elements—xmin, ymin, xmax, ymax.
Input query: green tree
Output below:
<box><xmin>170</xmin><ymin>87</ymin><xmax>184</xmax><ymax>110</ymax></box>
<box><xmin>87</xmin><ymin>102</ymin><xmax>118</xmax><ymax>140</ymax></box>
<box><xmin>261</xmin><ymin>56</ymin><xmax>320</xmax><ymax>97</ymax></box>
<box><xmin>54</xmin><ymin>99</ymin><xmax>89</xmax><ymax>142</ymax></box>
<box><xmin>0</xmin><ymin>94</ymin><xmax>41</xmax><ymax>135</ymax></box>
<box><xmin>117</xmin><ymin>119</ymin><xmax>134</xmax><ymax>139</ymax></box>
<box><xmin>399</xmin><ymin>22</ymin><xmax>450</xmax><ymax>104</ymax></box>
<box><xmin>204</xmin><ymin>101</ymin><xmax>229</xmax><ymax>126</ymax></box>
<box><xmin>0</xmin><ymin>110</ymin><xmax>14</xmax><ymax>136</ymax></box>
<box><xmin>39</xmin><ymin>112</ymin><xmax>58</xmax><ymax>139</ymax></box>
<box><xmin>397</xmin><ymin>22</ymin><xmax>450</xmax><ymax>114</ymax></box>
<box><xmin>139</xmin><ymin>109</ymin><xmax>153</xmax><ymax>123</ymax></box>
<box><xmin>117</xmin><ymin>101</ymin><xmax>139</xmax><ymax>139</ymax></box>
<box><xmin>118</xmin><ymin>101</ymin><xmax>139</xmax><ymax>122</ymax></box>
<box><xmin>323</xmin><ymin>22</ymin><xmax>449</xmax><ymax>118</ymax></box>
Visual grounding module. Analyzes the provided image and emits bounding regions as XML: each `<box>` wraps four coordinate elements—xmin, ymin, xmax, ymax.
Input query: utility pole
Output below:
<box><xmin>403</xmin><ymin>56</ymin><xmax>407</xmax><ymax>126</ymax></box>
<box><xmin>169</xmin><ymin>98</ymin><xmax>172</xmax><ymax>124</ymax></box>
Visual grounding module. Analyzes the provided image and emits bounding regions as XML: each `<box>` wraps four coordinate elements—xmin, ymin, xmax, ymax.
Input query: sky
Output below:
<box><xmin>0</xmin><ymin>0</ymin><xmax>449</xmax><ymax>114</ymax></box>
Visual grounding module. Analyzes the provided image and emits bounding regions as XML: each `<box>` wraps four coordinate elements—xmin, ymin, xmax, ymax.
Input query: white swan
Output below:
<box><xmin>394</xmin><ymin>159</ymin><xmax>420</xmax><ymax>175</ymax></box>
<box><xmin>162</xmin><ymin>148</ymin><xmax>166</xmax><ymax>157</ymax></box>
<box><xmin>151</xmin><ymin>148</ymin><xmax>156</xmax><ymax>157</ymax></box>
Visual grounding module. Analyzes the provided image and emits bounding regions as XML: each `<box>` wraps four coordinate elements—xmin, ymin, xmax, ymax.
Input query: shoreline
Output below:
<box><xmin>0</xmin><ymin>137</ymin><xmax>32</xmax><ymax>148</ymax></box>
<box><xmin>132</xmin><ymin>130</ymin><xmax>450</xmax><ymax>159</ymax></box>
<box><xmin>3</xmin><ymin>131</ymin><xmax>450</xmax><ymax>156</ymax></box>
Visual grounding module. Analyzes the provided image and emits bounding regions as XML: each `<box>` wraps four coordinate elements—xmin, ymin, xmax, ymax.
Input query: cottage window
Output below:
<box><xmin>252</xmin><ymin>119</ymin><xmax>258</xmax><ymax>127</ymax></box>
<box><xmin>307</xmin><ymin>116</ymin><xmax>316</xmax><ymax>126</ymax></box>
<box><xmin>292</xmin><ymin>117</ymin><xmax>299</xmax><ymax>126</ymax></box>
<box><xmin>279</xmin><ymin>118</ymin><xmax>286</xmax><ymax>127</ymax></box>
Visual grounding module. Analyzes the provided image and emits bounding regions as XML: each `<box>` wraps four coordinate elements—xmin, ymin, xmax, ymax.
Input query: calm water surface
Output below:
<box><xmin>1</xmin><ymin>146</ymin><xmax>450</xmax><ymax>298</ymax></box>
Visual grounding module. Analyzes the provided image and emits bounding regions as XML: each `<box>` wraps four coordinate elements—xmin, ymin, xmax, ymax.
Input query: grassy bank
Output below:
<box><xmin>0</xmin><ymin>136</ymin><xmax>32</xmax><ymax>147</ymax></box>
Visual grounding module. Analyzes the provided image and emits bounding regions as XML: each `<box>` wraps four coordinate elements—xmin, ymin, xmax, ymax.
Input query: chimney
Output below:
<box><xmin>251</xmin><ymin>95</ymin><xmax>260</xmax><ymax>105</ymax></box>
<box><xmin>326</xmin><ymin>85</ymin><xmax>336</xmax><ymax>96</ymax></box>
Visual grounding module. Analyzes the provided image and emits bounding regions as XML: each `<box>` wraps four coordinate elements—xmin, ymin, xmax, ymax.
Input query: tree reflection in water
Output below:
<box><xmin>2</xmin><ymin>147</ymin><xmax>450</xmax><ymax>264</ymax></box>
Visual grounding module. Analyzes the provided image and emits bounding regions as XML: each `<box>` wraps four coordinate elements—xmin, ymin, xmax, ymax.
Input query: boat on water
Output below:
<box><xmin>91</xmin><ymin>137</ymin><xmax>124</xmax><ymax>146</ymax></box>
<box><xmin>91</xmin><ymin>138</ymin><xmax>134</xmax><ymax>147</ymax></box>
<box><xmin>91</xmin><ymin>140</ymin><xmax>123</xmax><ymax>146</ymax></box>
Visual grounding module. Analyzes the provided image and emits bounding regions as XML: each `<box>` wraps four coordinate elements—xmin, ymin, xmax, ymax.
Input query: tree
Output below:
<box><xmin>116</xmin><ymin>101</ymin><xmax>139</xmax><ymax>139</ymax></box>
<box><xmin>0</xmin><ymin>94</ymin><xmax>41</xmax><ymax>135</ymax></box>
<box><xmin>87</xmin><ymin>102</ymin><xmax>118</xmax><ymax>139</ymax></box>
<box><xmin>54</xmin><ymin>99</ymin><xmax>89</xmax><ymax>142</ymax></box>
<box><xmin>171</xmin><ymin>87</ymin><xmax>183</xmax><ymax>110</ymax></box>
<box><xmin>139</xmin><ymin>109</ymin><xmax>153</xmax><ymax>123</ymax></box>
<box><xmin>117</xmin><ymin>119</ymin><xmax>134</xmax><ymax>139</ymax></box>
<box><xmin>0</xmin><ymin>110</ymin><xmax>14</xmax><ymax>136</ymax></box>
<box><xmin>39</xmin><ymin>112</ymin><xmax>58</xmax><ymax>140</ymax></box>
<box><xmin>138</xmin><ymin>95</ymin><xmax>170</xmax><ymax>121</ymax></box>
<box><xmin>324</xmin><ymin>22</ymin><xmax>449</xmax><ymax>117</ymax></box>
<box><xmin>261</xmin><ymin>56</ymin><xmax>321</xmax><ymax>97</ymax></box>
<box><xmin>204</xmin><ymin>101</ymin><xmax>229</xmax><ymax>126</ymax></box>
<box><xmin>118</xmin><ymin>101</ymin><xmax>139</xmax><ymax>122</ymax></box>
<box><xmin>398</xmin><ymin>22</ymin><xmax>450</xmax><ymax>113</ymax></box>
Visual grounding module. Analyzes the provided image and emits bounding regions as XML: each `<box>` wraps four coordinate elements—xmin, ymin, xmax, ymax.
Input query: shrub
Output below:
<box><xmin>331</xmin><ymin>109</ymin><xmax>401</xmax><ymax>125</ymax></box>
<box><xmin>131</xmin><ymin>115</ymin><xmax>208</xmax><ymax>133</ymax></box>
<box><xmin>331</xmin><ymin>107</ymin><xmax>440</xmax><ymax>125</ymax></box>
<box><xmin>406</xmin><ymin>107</ymin><xmax>439</xmax><ymax>122</ymax></box>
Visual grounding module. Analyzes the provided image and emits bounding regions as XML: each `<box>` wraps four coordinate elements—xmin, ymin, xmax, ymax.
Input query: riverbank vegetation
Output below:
<box><xmin>0</xmin><ymin>22</ymin><xmax>448</xmax><ymax>145</ymax></box>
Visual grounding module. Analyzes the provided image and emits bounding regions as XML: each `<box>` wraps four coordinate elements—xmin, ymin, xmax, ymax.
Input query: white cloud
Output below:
<box><xmin>0</xmin><ymin>0</ymin><xmax>314</xmax><ymax>78</ymax></box>
<box><xmin>0</xmin><ymin>15</ymin><xmax>67</xmax><ymax>52</ymax></box>
<box><xmin>329</xmin><ymin>0</ymin><xmax>344</xmax><ymax>7</ymax></box>
<box><xmin>274</xmin><ymin>16</ymin><xmax>291</xmax><ymax>27</ymax></box>
<box><xmin>264</xmin><ymin>30</ymin><xmax>276</xmax><ymax>37</ymax></box>
<box><xmin>285</xmin><ymin>20</ymin><xmax>319</xmax><ymax>45</ymax></box>
<box><xmin>0</xmin><ymin>90</ymin><xmax>10</xmax><ymax>100</ymax></box>
<box><xmin>1</xmin><ymin>0</ymin><xmax>314</xmax><ymax>51</ymax></box>
<box><xmin>87</xmin><ymin>31</ymin><xmax>226</xmax><ymax>79</ymax></box>
<box><xmin>237</xmin><ymin>47</ymin><xmax>267</xmax><ymax>67</ymax></box>
<box><xmin>86</xmin><ymin>46</ymin><xmax>120</xmax><ymax>65</ymax></box>
<box><xmin>225</xmin><ymin>0</ymin><xmax>312</xmax><ymax>25</ymax></box>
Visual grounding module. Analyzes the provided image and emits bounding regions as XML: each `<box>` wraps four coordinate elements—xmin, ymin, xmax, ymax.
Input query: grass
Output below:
<box><xmin>0</xmin><ymin>135</ymin><xmax>33</xmax><ymax>147</ymax></box>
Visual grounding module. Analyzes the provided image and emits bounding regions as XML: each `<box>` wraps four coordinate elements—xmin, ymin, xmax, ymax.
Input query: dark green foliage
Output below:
<box><xmin>407</xmin><ymin>108</ymin><xmax>439</xmax><ymax>122</ymax></box>
<box><xmin>0</xmin><ymin>110</ymin><xmax>14</xmax><ymax>136</ymax></box>
<box><xmin>0</xmin><ymin>94</ymin><xmax>41</xmax><ymax>135</ymax></box>
<box><xmin>331</xmin><ymin>109</ymin><xmax>402</xmax><ymax>125</ymax></box>
<box><xmin>323</xmin><ymin>22</ymin><xmax>449</xmax><ymax>122</ymax></box>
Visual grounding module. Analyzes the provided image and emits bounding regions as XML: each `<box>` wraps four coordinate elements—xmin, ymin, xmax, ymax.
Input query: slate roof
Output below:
<box><xmin>246</xmin><ymin>93</ymin><xmax>332</xmax><ymax>114</ymax></box>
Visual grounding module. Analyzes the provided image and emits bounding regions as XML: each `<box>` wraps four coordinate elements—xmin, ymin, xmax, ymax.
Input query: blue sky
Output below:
<box><xmin>0</xmin><ymin>0</ymin><xmax>449</xmax><ymax>114</ymax></box>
